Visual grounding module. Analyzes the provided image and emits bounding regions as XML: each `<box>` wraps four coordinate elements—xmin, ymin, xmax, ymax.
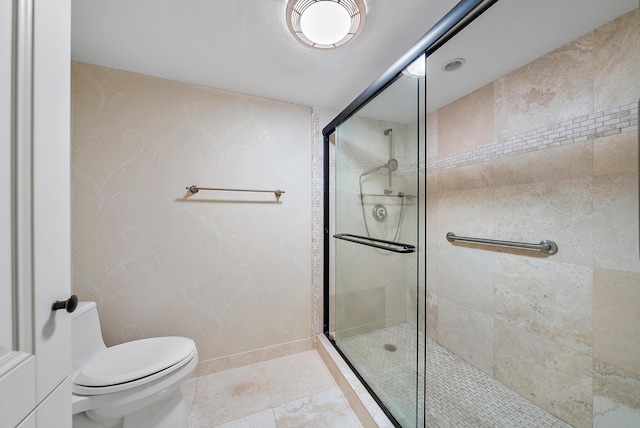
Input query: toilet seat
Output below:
<box><xmin>73</xmin><ymin>336</ymin><xmax>196</xmax><ymax>396</ymax></box>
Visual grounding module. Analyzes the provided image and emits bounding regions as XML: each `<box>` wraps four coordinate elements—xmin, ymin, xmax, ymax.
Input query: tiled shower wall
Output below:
<box><xmin>71</xmin><ymin>62</ymin><xmax>313</xmax><ymax>363</ymax></box>
<box><xmin>332</xmin><ymin>118</ymin><xmax>418</xmax><ymax>338</ymax></box>
<box><xmin>424</xmin><ymin>9</ymin><xmax>639</xmax><ymax>427</ymax></box>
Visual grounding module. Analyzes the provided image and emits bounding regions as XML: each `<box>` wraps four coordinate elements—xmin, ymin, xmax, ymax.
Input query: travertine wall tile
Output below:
<box><xmin>494</xmin><ymin>255</ymin><xmax>593</xmax><ymax>353</ymax></box>
<box><xmin>494</xmin><ymin>177</ymin><xmax>594</xmax><ymax>266</ymax></box>
<box><xmin>592</xmin><ymin>172</ymin><xmax>640</xmax><ymax>273</ymax></box>
<box><xmin>438</xmin><ymin>298</ymin><xmax>493</xmax><ymax>375</ymax></box>
<box><xmin>437</xmin><ymin>187</ymin><xmax>495</xmax><ymax>240</ymax></box>
<box><xmin>495</xmin><ymin>34</ymin><xmax>594</xmax><ymax>140</ymax></box>
<box><xmin>437</xmin><ymin>154</ymin><xmax>496</xmax><ymax>192</ymax></box>
<box><xmin>593</xmin><ymin>359</ymin><xmax>640</xmax><ymax>426</ymax></box>
<box><xmin>426</xmin><ymin>112</ymin><xmax>438</xmax><ymax>160</ymax></box>
<box><xmin>490</xmin><ymin>140</ymin><xmax>594</xmax><ymax>187</ymax></box>
<box><xmin>494</xmin><ymin>320</ymin><xmax>593</xmax><ymax>428</ymax></box>
<box><xmin>425</xmin><ymin>194</ymin><xmax>439</xmax><ymax>244</ymax></box>
<box><xmin>335</xmin><ymin>288</ymin><xmax>386</xmax><ymax>338</ymax></box>
<box><xmin>437</xmin><ymin>244</ymin><xmax>494</xmax><ymax>315</ymax></box>
<box><xmin>594</xmin><ymin>131</ymin><xmax>639</xmax><ymax>176</ymax></box>
<box><xmin>438</xmin><ymin>83</ymin><xmax>495</xmax><ymax>156</ymax></box>
<box><xmin>425</xmin><ymin>240</ymin><xmax>438</xmax><ymax>339</ymax></box>
<box><xmin>593</xmin><ymin>268</ymin><xmax>640</xmax><ymax>375</ymax></box>
<box><xmin>594</xmin><ymin>9</ymin><xmax>640</xmax><ymax>112</ymax></box>
<box><xmin>425</xmin><ymin>291</ymin><xmax>438</xmax><ymax>341</ymax></box>
<box><xmin>422</xmin><ymin>9</ymin><xmax>639</xmax><ymax>426</ymax></box>
<box><xmin>425</xmin><ymin>171</ymin><xmax>439</xmax><ymax>195</ymax></box>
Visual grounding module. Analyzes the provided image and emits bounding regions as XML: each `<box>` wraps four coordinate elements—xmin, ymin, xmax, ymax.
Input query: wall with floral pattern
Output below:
<box><xmin>71</xmin><ymin>62</ymin><xmax>313</xmax><ymax>362</ymax></box>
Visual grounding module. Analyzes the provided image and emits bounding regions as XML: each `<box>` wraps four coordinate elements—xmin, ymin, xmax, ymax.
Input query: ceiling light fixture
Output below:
<box><xmin>286</xmin><ymin>0</ymin><xmax>366</xmax><ymax>49</ymax></box>
<box><xmin>442</xmin><ymin>58</ymin><xmax>466</xmax><ymax>72</ymax></box>
<box><xmin>402</xmin><ymin>54</ymin><xmax>426</xmax><ymax>78</ymax></box>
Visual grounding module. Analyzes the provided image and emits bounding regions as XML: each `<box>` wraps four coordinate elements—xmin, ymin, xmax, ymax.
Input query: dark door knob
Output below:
<box><xmin>51</xmin><ymin>295</ymin><xmax>78</xmax><ymax>313</ymax></box>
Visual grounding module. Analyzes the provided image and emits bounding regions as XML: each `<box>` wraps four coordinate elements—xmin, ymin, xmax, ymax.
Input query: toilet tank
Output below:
<box><xmin>71</xmin><ymin>301</ymin><xmax>107</xmax><ymax>375</ymax></box>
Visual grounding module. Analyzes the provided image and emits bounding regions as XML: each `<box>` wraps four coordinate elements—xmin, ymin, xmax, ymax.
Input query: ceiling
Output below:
<box><xmin>71</xmin><ymin>0</ymin><xmax>638</xmax><ymax>120</ymax></box>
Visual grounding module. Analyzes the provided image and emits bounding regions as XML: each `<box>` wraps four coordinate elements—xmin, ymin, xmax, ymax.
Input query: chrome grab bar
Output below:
<box><xmin>446</xmin><ymin>232</ymin><xmax>558</xmax><ymax>254</ymax></box>
<box><xmin>333</xmin><ymin>233</ymin><xmax>416</xmax><ymax>254</ymax></box>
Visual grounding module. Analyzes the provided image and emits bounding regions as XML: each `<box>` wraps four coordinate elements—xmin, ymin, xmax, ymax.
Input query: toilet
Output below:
<box><xmin>71</xmin><ymin>301</ymin><xmax>198</xmax><ymax>428</ymax></box>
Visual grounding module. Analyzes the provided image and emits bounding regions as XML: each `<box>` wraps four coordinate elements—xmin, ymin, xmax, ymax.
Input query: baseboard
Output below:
<box><xmin>194</xmin><ymin>337</ymin><xmax>314</xmax><ymax>377</ymax></box>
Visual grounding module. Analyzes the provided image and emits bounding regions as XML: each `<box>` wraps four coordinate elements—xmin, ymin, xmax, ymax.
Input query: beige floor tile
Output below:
<box><xmin>189</xmin><ymin>363</ymin><xmax>271</xmax><ymax>427</ymax></box>
<box><xmin>215</xmin><ymin>409</ymin><xmax>277</xmax><ymax>428</ymax></box>
<box><xmin>187</xmin><ymin>351</ymin><xmax>362</xmax><ymax>428</ymax></box>
<box><xmin>181</xmin><ymin>377</ymin><xmax>198</xmax><ymax>417</ymax></box>
<box><xmin>262</xmin><ymin>350</ymin><xmax>337</xmax><ymax>407</ymax></box>
<box><xmin>272</xmin><ymin>387</ymin><xmax>363</xmax><ymax>428</ymax></box>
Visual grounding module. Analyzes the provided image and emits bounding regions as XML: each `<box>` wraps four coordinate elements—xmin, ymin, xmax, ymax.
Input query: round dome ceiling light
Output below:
<box><xmin>402</xmin><ymin>53</ymin><xmax>426</xmax><ymax>78</ymax></box>
<box><xmin>442</xmin><ymin>58</ymin><xmax>466</xmax><ymax>72</ymax></box>
<box><xmin>286</xmin><ymin>0</ymin><xmax>366</xmax><ymax>49</ymax></box>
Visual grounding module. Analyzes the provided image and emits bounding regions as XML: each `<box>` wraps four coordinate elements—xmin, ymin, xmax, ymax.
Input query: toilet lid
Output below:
<box><xmin>74</xmin><ymin>336</ymin><xmax>195</xmax><ymax>388</ymax></box>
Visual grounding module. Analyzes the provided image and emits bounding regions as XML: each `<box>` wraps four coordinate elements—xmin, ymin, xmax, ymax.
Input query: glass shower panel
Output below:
<box><xmin>333</xmin><ymin>72</ymin><xmax>422</xmax><ymax>426</ymax></box>
<box><xmin>422</xmin><ymin>0</ymin><xmax>639</xmax><ymax>427</ymax></box>
<box><xmin>326</xmin><ymin>0</ymin><xmax>638</xmax><ymax>426</ymax></box>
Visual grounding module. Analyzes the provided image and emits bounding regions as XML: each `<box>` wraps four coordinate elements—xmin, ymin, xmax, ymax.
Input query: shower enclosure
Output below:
<box><xmin>330</xmin><ymin>75</ymin><xmax>423</xmax><ymax>426</ymax></box>
<box><xmin>323</xmin><ymin>0</ymin><xmax>640</xmax><ymax>427</ymax></box>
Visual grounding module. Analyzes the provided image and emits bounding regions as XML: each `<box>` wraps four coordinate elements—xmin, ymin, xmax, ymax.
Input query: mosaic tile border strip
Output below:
<box><xmin>331</xmin><ymin>102</ymin><xmax>638</xmax><ymax>174</ymax></box>
<box><xmin>427</xmin><ymin>102</ymin><xmax>638</xmax><ymax>172</ymax></box>
<box><xmin>311</xmin><ymin>107</ymin><xmax>322</xmax><ymax>335</ymax></box>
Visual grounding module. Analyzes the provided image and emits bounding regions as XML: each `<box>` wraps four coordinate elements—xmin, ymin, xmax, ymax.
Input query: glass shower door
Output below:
<box><xmin>332</xmin><ymin>72</ymin><xmax>423</xmax><ymax>426</ymax></box>
<box><xmin>326</xmin><ymin>0</ymin><xmax>639</xmax><ymax>426</ymax></box>
<box><xmin>421</xmin><ymin>1</ymin><xmax>640</xmax><ymax>427</ymax></box>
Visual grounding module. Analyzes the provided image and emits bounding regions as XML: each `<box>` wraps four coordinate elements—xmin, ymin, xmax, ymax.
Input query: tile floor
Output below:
<box><xmin>181</xmin><ymin>350</ymin><xmax>363</xmax><ymax>427</ymax></box>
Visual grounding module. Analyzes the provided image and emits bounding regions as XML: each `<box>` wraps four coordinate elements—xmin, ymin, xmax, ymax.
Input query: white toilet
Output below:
<box><xmin>71</xmin><ymin>301</ymin><xmax>198</xmax><ymax>428</ymax></box>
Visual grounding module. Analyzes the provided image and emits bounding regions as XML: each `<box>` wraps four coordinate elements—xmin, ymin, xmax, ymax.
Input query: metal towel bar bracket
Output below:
<box><xmin>446</xmin><ymin>232</ymin><xmax>558</xmax><ymax>255</ymax></box>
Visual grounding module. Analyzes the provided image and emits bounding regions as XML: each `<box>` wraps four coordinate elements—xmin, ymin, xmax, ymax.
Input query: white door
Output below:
<box><xmin>0</xmin><ymin>0</ymin><xmax>72</xmax><ymax>427</ymax></box>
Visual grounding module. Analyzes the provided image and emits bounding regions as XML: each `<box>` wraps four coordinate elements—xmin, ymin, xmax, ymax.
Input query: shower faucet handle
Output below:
<box><xmin>51</xmin><ymin>295</ymin><xmax>78</xmax><ymax>313</ymax></box>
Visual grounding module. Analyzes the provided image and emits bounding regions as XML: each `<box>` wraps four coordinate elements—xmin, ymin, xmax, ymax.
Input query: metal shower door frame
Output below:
<box><xmin>322</xmin><ymin>0</ymin><xmax>502</xmax><ymax>426</ymax></box>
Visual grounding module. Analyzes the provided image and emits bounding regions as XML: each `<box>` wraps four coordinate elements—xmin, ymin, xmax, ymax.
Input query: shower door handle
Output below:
<box><xmin>333</xmin><ymin>233</ymin><xmax>416</xmax><ymax>254</ymax></box>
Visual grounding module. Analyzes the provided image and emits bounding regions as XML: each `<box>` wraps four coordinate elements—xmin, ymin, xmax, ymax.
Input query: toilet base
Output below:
<box><xmin>73</xmin><ymin>389</ymin><xmax>188</xmax><ymax>428</ymax></box>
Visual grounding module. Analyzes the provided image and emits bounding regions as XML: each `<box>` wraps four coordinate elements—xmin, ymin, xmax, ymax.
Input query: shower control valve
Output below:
<box><xmin>373</xmin><ymin>204</ymin><xmax>387</xmax><ymax>222</ymax></box>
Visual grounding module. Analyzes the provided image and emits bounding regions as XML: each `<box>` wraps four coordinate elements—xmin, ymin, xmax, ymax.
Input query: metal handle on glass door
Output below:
<box><xmin>51</xmin><ymin>295</ymin><xmax>78</xmax><ymax>313</ymax></box>
<box><xmin>446</xmin><ymin>232</ymin><xmax>558</xmax><ymax>254</ymax></box>
<box><xmin>333</xmin><ymin>233</ymin><xmax>416</xmax><ymax>254</ymax></box>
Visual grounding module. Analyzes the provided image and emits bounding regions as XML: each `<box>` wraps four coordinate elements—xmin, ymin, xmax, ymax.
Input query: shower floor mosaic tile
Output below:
<box><xmin>339</xmin><ymin>323</ymin><xmax>572</xmax><ymax>428</ymax></box>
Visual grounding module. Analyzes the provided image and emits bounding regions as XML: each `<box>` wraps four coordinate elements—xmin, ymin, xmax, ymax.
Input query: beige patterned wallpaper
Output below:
<box><xmin>71</xmin><ymin>62</ymin><xmax>313</xmax><ymax>362</ymax></box>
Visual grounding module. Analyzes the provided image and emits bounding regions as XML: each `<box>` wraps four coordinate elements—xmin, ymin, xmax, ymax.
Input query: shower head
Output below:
<box><xmin>361</xmin><ymin>164</ymin><xmax>386</xmax><ymax>176</ymax></box>
<box><xmin>384</xmin><ymin>128</ymin><xmax>393</xmax><ymax>136</ymax></box>
<box><xmin>361</xmin><ymin>158</ymin><xmax>398</xmax><ymax>177</ymax></box>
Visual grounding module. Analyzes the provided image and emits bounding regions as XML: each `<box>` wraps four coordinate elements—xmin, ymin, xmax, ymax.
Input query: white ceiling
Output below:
<box><xmin>71</xmin><ymin>0</ymin><xmax>638</xmax><ymax>120</ymax></box>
